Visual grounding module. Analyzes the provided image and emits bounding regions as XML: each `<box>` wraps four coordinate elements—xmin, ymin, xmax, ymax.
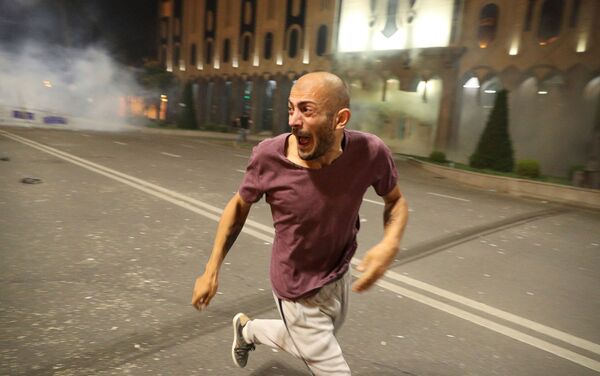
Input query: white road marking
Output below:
<box><xmin>363</xmin><ymin>198</ymin><xmax>384</xmax><ymax>206</ymax></box>
<box><xmin>161</xmin><ymin>152</ymin><xmax>181</xmax><ymax>158</ymax></box>
<box><xmin>4</xmin><ymin>129</ymin><xmax>599</xmax><ymax>372</ymax></box>
<box><xmin>113</xmin><ymin>141</ymin><xmax>128</xmax><ymax>146</ymax></box>
<box><xmin>427</xmin><ymin>192</ymin><xmax>471</xmax><ymax>202</ymax></box>
<box><xmin>353</xmin><ymin>271</ymin><xmax>600</xmax><ymax>373</ymax></box>
<box><xmin>234</xmin><ymin>154</ymin><xmax>249</xmax><ymax>159</ymax></box>
<box><xmin>235</xmin><ymin>169</ymin><xmax>246</xmax><ymax>173</ymax></box>
<box><xmin>355</xmin><ymin>259</ymin><xmax>600</xmax><ymax>357</ymax></box>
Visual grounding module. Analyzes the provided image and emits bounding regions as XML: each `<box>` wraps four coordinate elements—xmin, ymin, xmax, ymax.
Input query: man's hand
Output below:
<box><xmin>191</xmin><ymin>271</ymin><xmax>219</xmax><ymax>310</ymax></box>
<box><xmin>352</xmin><ymin>242</ymin><xmax>397</xmax><ymax>292</ymax></box>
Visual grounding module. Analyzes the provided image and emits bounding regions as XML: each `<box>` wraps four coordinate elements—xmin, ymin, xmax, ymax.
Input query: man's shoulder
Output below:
<box><xmin>347</xmin><ymin>129</ymin><xmax>388</xmax><ymax>151</ymax></box>
<box><xmin>252</xmin><ymin>133</ymin><xmax>289</xmax><ymax>157</ymax></box>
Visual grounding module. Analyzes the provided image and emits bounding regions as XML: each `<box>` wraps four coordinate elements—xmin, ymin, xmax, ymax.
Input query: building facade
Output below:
<box><xmin>158</xmin><ymin>0</ymin><xmax>600</xmax><ymax>183</ymax></box>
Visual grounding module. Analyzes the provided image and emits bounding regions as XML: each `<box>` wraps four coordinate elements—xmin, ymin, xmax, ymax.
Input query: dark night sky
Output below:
<box><xmin>0</xmin><ymin>0</ymin><xmax>158</xmax><ymax>65</ymax></box>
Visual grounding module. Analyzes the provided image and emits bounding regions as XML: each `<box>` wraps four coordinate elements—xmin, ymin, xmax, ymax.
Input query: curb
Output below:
<box><xmin>406</xmin><ymin>158</ymin><xmax>600</xmax><ymax>210</ymax></box>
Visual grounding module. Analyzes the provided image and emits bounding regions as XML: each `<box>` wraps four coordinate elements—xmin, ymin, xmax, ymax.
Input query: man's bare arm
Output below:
<box><xmin>352</xmin><ymin>185</ymin><xmax>408</xmax><ymax>292</ymax></box>
<box><xmin>191</xmin><ymin>193</ymin><xmax>252</xmax><ymax>310</ymax></box>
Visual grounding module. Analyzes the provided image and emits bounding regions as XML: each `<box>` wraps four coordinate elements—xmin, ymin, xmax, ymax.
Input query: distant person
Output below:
<box><xmin>236</xmin><ymin>112</ymin><xmax>251</xmax><ymax>143</ymax></box>
<box><xmin>192</xmin><ymin>72</ymin><xmax>409</xmax><ymax>375</ymax></box>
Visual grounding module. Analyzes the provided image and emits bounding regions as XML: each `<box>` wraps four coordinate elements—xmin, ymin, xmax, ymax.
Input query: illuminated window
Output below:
<box><xmin>524</xmin><ymin>0</ymin><xmax>536</xmax><ymax>31</ymax></box>
<box><xmin>242</xmin><ymin>34</ymin><xmax>252</xmax><ymax>61</ymax></box>
<box><xmin>538</xmin><ymin>0</ymin><xmax>564</xmax><ymax>45</ymax></box>
<box><xmin>478</xmin><ymin>4</ymin><xmax>499</xmax><ymax>48</ymax></box>
<box><xmin>223</xmin><ymin>39</ymin><xmax>230</xmax><ymax>63</ymax></box>
<box><xmin>205</xmin><ymin>40</ymin><xmax>213</xmax><ymax>65</ymax></box>
<box><xmin>288</xmin><ymin>29</ymin><xmax>299</xmax><ymax>58</ymax></box>
<box><xmin>316</xmin><ymin>25</ymin><xmax>327</xmax><ymax>56</ymax></box>
<box><xmin>264</xmin><ymin>32</ymin><xmax>273</xmax><ymax>60</ymax></box>
<box><xmin>190</xmin><ymin>44</ymin><xmax>197</xmax><ymax>67</ymax></box>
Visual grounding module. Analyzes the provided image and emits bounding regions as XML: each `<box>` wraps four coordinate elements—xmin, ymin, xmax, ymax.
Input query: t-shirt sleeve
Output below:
<box><xmin>372</xmin><ymin>141</ymin><xmax>399</xmax><ymax>197</ymax></box>
<box><xmin>238</xmin><ymin>146</ymin><xmax>264</xmax><ymax>203</ymax></box>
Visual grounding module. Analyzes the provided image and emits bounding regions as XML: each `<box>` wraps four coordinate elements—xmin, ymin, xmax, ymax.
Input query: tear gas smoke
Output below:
<box><xmin>0</xmin><ymin>43</ymin><xmax>143</xmax><ymax>131</ymax></box>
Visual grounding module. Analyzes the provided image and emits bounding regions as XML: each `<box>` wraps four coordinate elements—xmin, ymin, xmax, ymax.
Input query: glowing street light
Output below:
<box><xmin>43</xmin><ymin>80</ymin><xmax>52</xmax><ymax>88</ymax></box>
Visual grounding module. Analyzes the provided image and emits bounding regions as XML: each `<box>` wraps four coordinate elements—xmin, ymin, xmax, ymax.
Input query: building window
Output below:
<box><xmin>190</xmin><ymin>44</ymin><xmax>197</xmax><ymax>67</ymax></box>
<box><xmin>242</xmin><ymin>34</ymin><xmax>252</xmax><ymax>61</ymax></box>
<box><xmin>206</xmin><ymin>11</ymin><xmax>214</xmax><ymax>31</ymax></box>
<box><xmin>223</xmin><ymin>39</ymin><xmax>230</xmax><ymax>63</ymax></box>
<box><xmin>205</xmin><ymin>40</ymin><xmax>213</xmax><ymax>65</ymax></box>
<box><xmin>316</xmin><ymin>25</ymin><xmax>327</xmax><ymax>56</ymax></box>
<box><xmin>524</xmin><ymin>0</ymin><xmax>536</xmax><ymax>31</ymax></box>
<box><xmin>264</xmin><ymin>32</ymin><xmax>273</xmax><ymax>60</ymax></box>
<box><xmin>569</xmin><ymin>0</ymin><xmax>581</xmax><ymax>28</ymax></box>
<box><xmin>244</xmin><ymin>1</ymin><xmax>253</xmax><ymax>25</ymax></box>
<box><xmin>538</xmin><ymin>0</ymin><xmax>564</xmax><ymax>45</ymax></box>
<box><xmin>291</xmin><ymin>0</ymin><xmax>301</xmax><ymax>17</ymax></box>
<box><xmin>174</xmin><ymin>45</ymin><xmax>180</xmax><ymax>68</ymax></box>
<box><xmin>288</xmin><ymin>29</ymin><xmax>299</xmax><ymax>58</ymax></box>
<box><xmin>478</xmin><ymin>4</ymin><xmax>499</xmax><ymax>48</ymax></box>
<box><xmin>160</xmin><ymin>18</ymin><xmax>168</xmax><ymax>39</ymax></box>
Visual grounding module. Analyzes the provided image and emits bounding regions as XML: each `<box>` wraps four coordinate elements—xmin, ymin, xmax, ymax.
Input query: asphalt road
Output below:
<box><xmin>1</xmin><ymin>125</ymin><xmax>599</xmax><ymax>376</ymax></box>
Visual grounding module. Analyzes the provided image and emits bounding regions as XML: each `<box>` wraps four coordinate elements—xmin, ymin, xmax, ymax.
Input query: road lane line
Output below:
<box><xmin>235</xmin><ymin>169</ymin><xmax>246</xmax><ymax>173</ymax></box>
<box><xmin>113</xmin><ymin>141</ymin><xmax>128</xmax><ymax>146</ymax></box>
<box><xmin>234</xmin><ymin>154</ymin><xmax>249</xmax><ymax>159</ymax></box>
<box><xmin>4</xmin><ymin>129</ymin><xmax>598</xmax><ymax>371</ymax></box>
<box><xmin>0</xmin><ymin>131</ymin><xmax>274</xmax><ymax>236</ymax></box>
<box><xmin>353</xmin><ymin>271</ymin><xmax>600</xmax><ymax>373</ymax></box>
<box><xmin>363</xmin><ymin>198</ymin><xmax>384</xmax><ymax>206</ymax></box>
<box><xmin>350</xmin><ymin>258</ymin><xmax>600</xmax><ymax>356</ymax></box>
<box><xmin>161</xmin><ymin>152</ymin><xmax>182</xmax><ymax>158</ymax></box>
<box><xmin>427</xmin><ymin>192</ymin><xmax>471</xmax><ymax>202</ymax></box>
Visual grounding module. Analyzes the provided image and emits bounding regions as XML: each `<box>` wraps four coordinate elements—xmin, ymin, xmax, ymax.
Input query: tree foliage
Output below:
<box><xmin>469</xmin><ymin>90</ymin><xmax>515</xmax><ymax>172</ymax></box>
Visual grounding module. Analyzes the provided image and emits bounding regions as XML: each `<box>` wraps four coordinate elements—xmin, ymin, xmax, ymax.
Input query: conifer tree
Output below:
<box><xmin>469</xmin><ymin>90</ymin><xmax>514</xmax><ymax>172</ymax></box>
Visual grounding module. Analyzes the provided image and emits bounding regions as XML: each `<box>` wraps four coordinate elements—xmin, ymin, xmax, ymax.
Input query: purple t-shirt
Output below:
<box><xmin>239</xmin><ymin>129</ymin><xmax>398</xmax><ymax>300</ymax></box>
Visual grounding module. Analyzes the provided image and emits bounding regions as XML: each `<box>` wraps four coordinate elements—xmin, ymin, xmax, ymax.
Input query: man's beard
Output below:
<box><xmin>297</xmin><ymin>124</ymin><xmax>335</xmax><ymax>161</ymax></box>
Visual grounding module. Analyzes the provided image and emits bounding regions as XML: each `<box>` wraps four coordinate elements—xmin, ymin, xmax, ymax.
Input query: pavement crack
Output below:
<box><xmin>392</xmin><ymin>207</ymin><xmax>570</xmax><ymax>267</ymax></box>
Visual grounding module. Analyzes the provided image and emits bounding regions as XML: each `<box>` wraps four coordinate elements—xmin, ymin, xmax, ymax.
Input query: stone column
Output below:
<box><xmin>434</xmin><ymin>69</ymin><xmax>459</xmax><ymax>151</ymax></box>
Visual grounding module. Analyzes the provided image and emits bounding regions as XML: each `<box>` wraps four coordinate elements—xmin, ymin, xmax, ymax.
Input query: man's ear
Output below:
<box><xmin>334</xmin><ymin>108</ymin><xmax>351</xmax><ymax>130</ymax></box>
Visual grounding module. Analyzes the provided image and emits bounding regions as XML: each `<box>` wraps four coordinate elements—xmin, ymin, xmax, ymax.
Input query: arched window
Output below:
<box><xmin>478</xmin><ymin>4</ymin><xmax>499</xmax><ymax>48</ymax></box>
<box><xmin>189</xmin><ymin>44</ymin><xmax>197</xmax><ymax>67</ymax></box>
<box><xmin>538</xmin><ymin>0</ymin><xmax>564</xmax><ymax>45</ymax></box>
<box><xmin>223</xmin><ymin>39</ymin><xmax>230</xmax><ymax>63</ymax></box>
<box><xmin>288</xmin><ymin>29</ymin><xmax>299</xmax><ymax>58</ymax></box>
<box><xmin>242</xmin><ymin>34</ymin><xmax>252</xmax><ymax>61</ymax></box>
<box><xmin>316</xmin><ymin>25</ymin><xmax>327</xmax><ymax>56</ymax></box>
<box><xmin>264</xmin><ymin>32</ymin><xmax>273</xmax><ymax>60</ymax></box>
<box><xmin>205</xmin><ymin>40</ymin><xmax>213</xmax><ymax>65</ymax></box>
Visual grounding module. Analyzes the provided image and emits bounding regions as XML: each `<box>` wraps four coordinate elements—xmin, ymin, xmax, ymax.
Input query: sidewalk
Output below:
<box><xmin>407</xmin><ymin>158</ymin><xmax>600</xmax><ymax>210</ymax></box>
<box><xmin>3</xmin><ymin>121</ymin><xmax>598</xmax><ymax>210</ymax></box>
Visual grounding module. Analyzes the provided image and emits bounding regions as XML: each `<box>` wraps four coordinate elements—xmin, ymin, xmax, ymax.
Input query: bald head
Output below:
<box><xmin>292</xmin><ymin>72</ymin><xmax>350</xmax><ymax>116</ymax></box>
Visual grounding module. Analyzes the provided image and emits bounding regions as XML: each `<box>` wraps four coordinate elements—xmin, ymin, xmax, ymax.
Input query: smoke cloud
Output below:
<box><xmin>0</xmin><ymin>43</ymin><xmax>142</xmax><ymax>131</ymax></box>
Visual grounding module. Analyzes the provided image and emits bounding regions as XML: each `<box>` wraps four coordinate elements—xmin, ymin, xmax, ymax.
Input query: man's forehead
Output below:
<box><xmin>289</xmin><ymin>83</ymin><xmax>327</xmax><ymax>105</ymax></box>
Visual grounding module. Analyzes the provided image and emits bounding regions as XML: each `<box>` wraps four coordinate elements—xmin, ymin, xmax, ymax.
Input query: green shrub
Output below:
<box><xmin>516</xmin><ymin>159</ymin><xmax>540</xmax><ymax>178</ymax></box>
<box><xmin>469</xmin><ymin>90</ymin><xmax>515</xmax><ymax>172</ymax></box>
<box><xmin>429</xmin><ymin>151</ymin><xmax>447</xmax><ymax>163</ymax></box>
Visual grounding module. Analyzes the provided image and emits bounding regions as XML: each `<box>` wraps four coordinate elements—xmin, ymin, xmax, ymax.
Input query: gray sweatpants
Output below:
<box><xmin>243</xmin><ymin>272</ymin><xmax>352</xmax><ymax>375</ymax></box>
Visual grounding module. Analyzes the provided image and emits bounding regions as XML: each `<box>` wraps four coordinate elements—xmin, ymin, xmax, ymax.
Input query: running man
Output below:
<box><xmin>192</xmin><ymin>71</ymin><xmax>409</xmax><ymax>375</ymax></box>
